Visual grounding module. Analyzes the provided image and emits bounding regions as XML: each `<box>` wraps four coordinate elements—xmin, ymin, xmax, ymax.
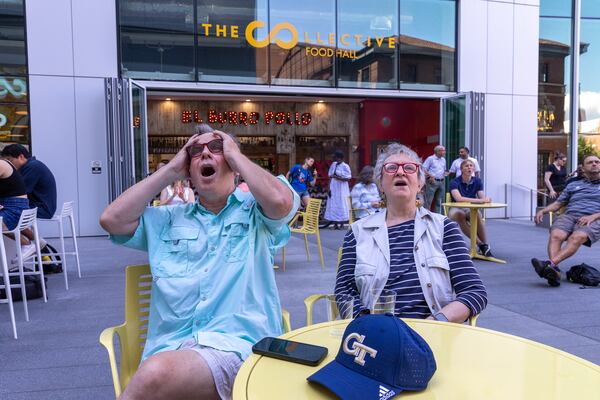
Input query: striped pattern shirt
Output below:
<box><xmin>335</xmin><ymin>218</ymin><xmax>487</xmax><ymax>319</ymax></box>
<box><xmin>557</xmin><ymin>178</ymin><xmax>600</xmax><ymax>217</ymax></box>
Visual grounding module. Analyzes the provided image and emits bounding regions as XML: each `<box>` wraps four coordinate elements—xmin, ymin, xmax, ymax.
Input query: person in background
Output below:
<box><xmin>350</xmin><ymin>165</ymin><xmax>381</xmax><ymax>219</ymax></box>
<box><xmin>100</xmin><ymin>123</ymin><xmax>299</xmax><ymax>400</ymax></box>
<box><xmin>0</xmin><ymin>158</ymin><xmax>30</xmax><ymax>246</ymax></box>
<box><xmin>286</xmin><ymin>157</ymin><xmax>317</xmax><ymax>207</ymax></box>
<box><xmin>544</xmin><ymin>151</ymin><xmax>567</xmax><ymax>201</ymax></box>
<box><xmin>448</xmin><ymin>160</ymin><xmax>494</xmax><ymax>257</ymax></box>
<box><xmin>532</xmin><ymin>154</ymin><xmax>600</xmax><ymax>287</ymax></box>
<box><xmin>335</xmin><ymin>143</ymin><xmax>487</xmax><ymax>322</ymax></box>
<box><xmin>449</xmin><ymin>146</ymin><xmax>480</xmax><ymax>178</ymax></box>
<box><xmin>1</xmin><ymin>144</ymin><xmax>57</xmax><ymax>255</ymax></box>
<box><xmin>422</xmin><ymin>145</ymin><xmax>447</xmax><ymax>214</ymax></box>
<box><xmin>323</xmin><ymin>150</ymin><xmax>351</xmax><ymax>229</ymax></box>
<box><xmin>160</xmin><ymin>179</ymin><xmax>195</xmax><ymax>205</ymax></box>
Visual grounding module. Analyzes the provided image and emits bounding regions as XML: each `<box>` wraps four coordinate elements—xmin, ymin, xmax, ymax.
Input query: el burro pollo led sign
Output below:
<box><xmin>199</xmin><ymin>20</ymin><xmax>396</xmax><ymax>60</ymax></box>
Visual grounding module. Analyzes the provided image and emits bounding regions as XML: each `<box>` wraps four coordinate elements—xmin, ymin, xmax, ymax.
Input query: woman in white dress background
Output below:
<box><xmin>323</xmin><ymin>150</ymin><xmax>352</xmax><ymax>229</ymax></box>
<box><xmin>160</xmin><ymin>179</ymin><xmax>196</xmax><ymax>205</ymax></box>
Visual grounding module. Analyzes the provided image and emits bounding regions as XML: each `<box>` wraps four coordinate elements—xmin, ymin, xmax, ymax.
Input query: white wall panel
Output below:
<box><xmin>74</xmin><ymin>78</ymin><xmax>110</xmax><ymax>236</ymax></box>
<box><xmin>458</xmin><ymin>0</ymin><xmax>488</xmax><ymax>92</ymax></box>
<box><xmin>72</xmin><ymin>0</ymin><xmax>118</xmax><ymax>78</ymax></box>
<box><xmin>511</xmin><ymin>95</ymin><xmax>538</xmax><ymax>217</ymax></box>
<box><xmin>513</xmin><ymin>5</ymin><xmax>539</xmax><ymax>96</ymax></box>
<box><xmin>25</xmin><ymin>0</ymin><xmax>74</xmax><ymax>76</ymax></box>
<box><xmin>484</xmin><ymin>94</ymin><xmax>513</xmax><ymax>218</ymax></box>
<box><xmin>487</xmin><ymin>2</ymin><xmax>514</xmax><ymax>94</ymax></box>
<box><xmin>515</xmin><ymin>0</ymin><xmax>539</xmax><ymax>6</ymax></box>
<box><xmin>28</xmin><ymin>76</ymin><xmax>79</xmax><ymax>235</ymax></box>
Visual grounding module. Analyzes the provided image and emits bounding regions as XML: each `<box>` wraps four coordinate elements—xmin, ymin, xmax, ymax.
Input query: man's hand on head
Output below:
<box><xmin>212</xmin><ymin>130</ymin><xmax>242</xmax><ymax>172</ymax></box>
<box><xmin>168</xmin><ymin>134</ymin><xmax>200</xmax><ymax>179</ymax></box>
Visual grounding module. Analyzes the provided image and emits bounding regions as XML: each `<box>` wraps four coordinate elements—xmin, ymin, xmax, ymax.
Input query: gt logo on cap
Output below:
<box><xmin>343</xmin><ymin>333</ymin><xmax>378</xmax><ymax>366</ymax></box>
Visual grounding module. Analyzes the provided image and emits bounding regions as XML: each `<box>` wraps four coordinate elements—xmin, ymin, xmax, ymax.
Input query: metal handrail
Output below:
<box><xmin>507</xmin><ymin>183</ymin><xmax>550</xmax><ymax>221</ymax></box>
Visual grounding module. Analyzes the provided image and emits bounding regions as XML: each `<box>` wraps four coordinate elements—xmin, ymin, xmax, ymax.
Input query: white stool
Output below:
<box><xmin>0</xmin><ymin>217</ymin><xmax>18</xmax><ymax>339</ymax></box>
<box><xmin>39</xmin><ymin>201</ymin><xmax>81</xmax><ymax>290</ymax></box>
<box><xmin>2</xmin><ymin>208</ymin><xmax>47</xmax><ymax>322</ymax></box>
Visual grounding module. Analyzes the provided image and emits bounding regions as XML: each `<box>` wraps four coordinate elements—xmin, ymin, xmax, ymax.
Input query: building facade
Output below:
<box><xmin>1</xmin><ymin>0</ymin><xmax>545</xmax><ymax>236</ymax></box>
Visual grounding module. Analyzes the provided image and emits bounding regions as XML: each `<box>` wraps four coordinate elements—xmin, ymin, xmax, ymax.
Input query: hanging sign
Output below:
<box><xmin>182</xmin><ymin>109</ymin><xmax>311</xmax><ymax>126</ymax></box>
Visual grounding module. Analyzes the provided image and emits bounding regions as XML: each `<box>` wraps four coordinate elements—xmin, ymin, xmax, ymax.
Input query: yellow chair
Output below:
<box><xmin>305</xmin><ymin>293</ymin><xmax>480</xmax><ymax>327</ymax></box>
<box><xmin>347</xmin><ymin>196</ymin><xmax>370</xmax><ymax>228</ymax></box>
<box><xmin>99</xmin><ymin>264</ymin><xmax>292</xmax><ymax>399</ymax></box>
<box><xmin>282</xmin><ymin>198</ymin><xmax>324</xmax><ymax>270</ymax></box>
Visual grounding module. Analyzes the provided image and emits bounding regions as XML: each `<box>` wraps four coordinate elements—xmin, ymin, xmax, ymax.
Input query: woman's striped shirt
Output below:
<box><xmin>334</xmin><ymin>218</ymin><xmax>487</xmax><ymax>319</ymax></box>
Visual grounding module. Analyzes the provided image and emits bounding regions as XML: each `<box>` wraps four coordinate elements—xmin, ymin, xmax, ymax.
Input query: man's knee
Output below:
<box><xmin>450</xmin><ymin>211</ymin><xmax>466</xmax><ymax>222</ymax></box>
<box><xmin>568</xmin><ymin>232</ymin><xmax>589</xmax><ymax>246</ymax></box>
<box><xmin>550</xmin><ymin>229</ymin><xmax>569</xmax><ymax>242</ymax></box>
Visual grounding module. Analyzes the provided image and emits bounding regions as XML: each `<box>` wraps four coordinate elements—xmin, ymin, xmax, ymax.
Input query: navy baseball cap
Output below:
<box><xmin>307</xmin><ymin>314</ymin><xmax>436</xmax><ymax>400</ymax></box>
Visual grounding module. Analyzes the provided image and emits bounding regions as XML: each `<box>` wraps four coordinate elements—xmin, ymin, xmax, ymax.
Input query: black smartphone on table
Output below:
<box><xmin>252</xmin><ymin>337</ymin><xmax>328</xmax><ymax>366</ymax></box>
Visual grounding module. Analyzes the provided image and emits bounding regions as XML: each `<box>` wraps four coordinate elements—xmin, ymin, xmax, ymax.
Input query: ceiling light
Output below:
<box><xmin>245</xmin><ymin>99</ymin><xmax>252</xmax><ymax>102</ymax></box>
<box><xmin>318</xmin><ymin>100</ymin><xmax>324</xmax><ymax>103</ymax></box>
<box><xmin>165</xmin><ymin>98</ymin><xmax>172</xmax><ymax>101</ymax></box>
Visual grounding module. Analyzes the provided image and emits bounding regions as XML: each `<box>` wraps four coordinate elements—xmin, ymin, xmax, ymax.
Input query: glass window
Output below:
<box><xmin>336</xmin><ymin>0</ymin><xmax>398</xmax><ymax>89</ymax></box>
<box><xmin>582</xmin><ymin>0</ymin><xmax>600</xmax><ymax>19</ymax></box>
<box><xmin>0</xmin><ymin>0</ymin><xmax>27</xmax><ymax>75</ymax></box>
<box><xmin>269</xmin><ymin>0</ymin><xmax>335</xmax><ymax>87</ymax></box>
<box><xmin>0</xmin><ymin>77</ymin><xmax>29</xmax><ymax>147</ymax></box>
<box><xmin>196</xmin><ymin>0</ymin><xmax>269</xmax><ymax>84</ymax></box>
<box><xmin>399</xmin><ymin>0</ymin><xmax>456</xmax><ymax>91</ymax></box>
<box><xmin>579</xmin><ymin>19</ymin><xmax>600</xmax><ymax>156</ymax></box>
<box><xmin>540</xmin><ymin>0</ymin><xmax>572</xmax><ymax>17</ymax></box>
<box><xmin>538</xmin><ymin>18</ymin><xmax>571</xmax><ymax>135</ymax></box>
<box><xmin>119</xmin><ymin>0</ymin><xmax>196</xmax><ymax>81</ymax></box>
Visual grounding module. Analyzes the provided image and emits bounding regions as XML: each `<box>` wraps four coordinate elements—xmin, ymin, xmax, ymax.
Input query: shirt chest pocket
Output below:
<box><xmin>155</xmin><ymin>226</ymin><xmax>200</xmax><ymax>278</ymax></box>
<box><xmin>223</xmin><ymin>217</ymin><xmax>250</xmax><ymax>263</ymax></box>
<box><xmin>425</xmin><ymin>256</ymin><xmax>454</xmax><ymax>302</ymax></box>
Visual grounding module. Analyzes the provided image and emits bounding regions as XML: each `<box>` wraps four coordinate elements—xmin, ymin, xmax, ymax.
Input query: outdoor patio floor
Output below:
<box><xmin>1</xmin><ymin>217</ymin><xmax>599</xmax><ymax>399</ymax></box>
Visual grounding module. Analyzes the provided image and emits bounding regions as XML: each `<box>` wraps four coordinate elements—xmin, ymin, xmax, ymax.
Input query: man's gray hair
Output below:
<box><xmin>194</xmin><ymin>123</ymin><xmax>240</xmax><ymax>146</ymax></box>
<box><xmin>434</xmin><ymin>145</ymin><xmax>445</xmax><ymax>152</ymax></box>
<box><xmin>374</xmin><ymin>143</ymin><xmax>426</xmax><ymax>188</ymax></box>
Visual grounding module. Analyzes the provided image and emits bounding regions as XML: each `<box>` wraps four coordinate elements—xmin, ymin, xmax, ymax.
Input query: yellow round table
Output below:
<box><xmin>233</xmin><ymin>319</ymin><xmax>600</xmax><ymax>400</ymax></box>
<box><xmin>442</xmin><ymin>202</ymin><xmax>507</xmax><ymax>263</ymax></box>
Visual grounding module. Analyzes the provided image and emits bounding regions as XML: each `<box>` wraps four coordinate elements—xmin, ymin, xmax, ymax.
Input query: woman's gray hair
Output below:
<box><xmin>357</xmin><ymin>165</ymin><xmax>375</xmax><ymax>185</ymax></box>
<box><xmin>374</xmin><ymin>143</ymin><xmax>426</xmax><ymax>189</ymax></box>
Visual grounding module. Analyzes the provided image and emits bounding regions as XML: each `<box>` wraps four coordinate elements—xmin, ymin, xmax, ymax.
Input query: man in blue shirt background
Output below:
<box><xmin>100</xmin><ymin>123</ymin><xmax>299</xmax><ymax>400</ymax></box>
<box><xmin>448</xmin><ymin>159</ymin><xmax>494</xmax><ymax>257</ymax></box>
<box><xmin>286</xmin><ymin>157</ymin><xmax>317</xmax><ymax>207</ymax></box>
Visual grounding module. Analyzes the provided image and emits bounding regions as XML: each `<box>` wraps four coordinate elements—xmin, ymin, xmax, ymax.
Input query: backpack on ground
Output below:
<box><xmin>566</xmin><ymin>263</ymin><xmax>600</xmax><ymax>287</ymax></box>
<box><xmin>0</xmin><ymin>267</ymin><xmax>47</xmax><ymax>301</ymax></box>
<box><xmin>41</xmin><ymin>243</ymin><xmax>63</xmax><ymax>274</ymax></box>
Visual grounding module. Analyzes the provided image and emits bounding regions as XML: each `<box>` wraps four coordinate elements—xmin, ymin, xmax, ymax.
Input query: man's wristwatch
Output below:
<box><xmin>433</xmin><ymin>312</ymin><xmax>449</xmax><ymax>322</ymax></box>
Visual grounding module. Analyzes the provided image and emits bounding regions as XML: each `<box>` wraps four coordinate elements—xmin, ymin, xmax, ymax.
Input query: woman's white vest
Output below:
<box><xmin>351</xmin><ymin>206</ymin><xmax>455</xmax><ymax>315</ymax></box>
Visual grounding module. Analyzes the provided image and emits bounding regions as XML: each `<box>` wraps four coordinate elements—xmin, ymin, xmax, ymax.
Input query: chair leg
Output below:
<box><xmin>15</xmin><ymin>246</ymin><xmax>29</xmax><ymax>322</ymax></box>
<box><xmin>303</xmin><ymin>233</ymin><xmax>310</xmax><ymax>261</ymax></box>
<box><xmin>282</xmin><ymin>246</ymin><xmax>286</xmax><ymax>272</ymax></box>
<box><xmin>32</xmin><ymin>222</ymin><xmax>47</xmax><ymax>303</ymax></box>
<box><xmin>1</xmin><ymin>239</ymin><xmax>18</xmax><ymax>338</ymax></box>
<box><xmin>315</xmin><ymin>232</ymin><xmax>324</xmax><ymax>269</ymax></box>
<box><xmin>69</xmin><ymin>215</ymin><xmax>82</xmax><ymax>278</ymax></box>
<box><xmin>59</xmin><ymin>219</ymin><xmax>69</xmax><ymax>290</ymax></box>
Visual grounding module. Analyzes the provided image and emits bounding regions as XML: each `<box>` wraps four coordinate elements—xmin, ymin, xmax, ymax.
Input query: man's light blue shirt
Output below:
<box><xmin>423</xmin><ymin>155</ymin><xmax>447</xmax><ymax>180</ymax></box>
<box><xmin>111</xmin><ymin>176</ymin><xmax>300</xmax><ymax>361</ymax></box>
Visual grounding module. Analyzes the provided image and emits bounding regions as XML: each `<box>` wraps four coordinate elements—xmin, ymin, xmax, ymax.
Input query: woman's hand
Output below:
<box><xmin>549</xmin><ymin>190</ymin><xmax>557</xmax><ymax>199</ymax></box>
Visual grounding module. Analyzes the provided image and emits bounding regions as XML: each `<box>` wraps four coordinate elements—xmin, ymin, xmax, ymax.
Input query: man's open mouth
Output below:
<box><xmin>201</xmin><ymin>165</ymin><xmax>216</xmax><ymax>177</ymax></box>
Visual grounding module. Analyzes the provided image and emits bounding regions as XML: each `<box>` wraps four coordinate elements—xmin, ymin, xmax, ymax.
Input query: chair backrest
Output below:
<box><xmin>60</xmin><ymin>201</ymin><xmax>75</xmax><ymax>217</ymax></box>
<box><xmin>347</xmin><ymin>197</ymin><xmax>356</xmax><ymax>225</ymax></box>
<box><xmin>302</xmin><ymin>198</ymin><xmax>322</xmax><ymax>232</ymax></box>
<box><xmin>119</xmin><ymin>264</ymin><xmax>152</xmax><ymax>389</ymax></box>
<box><xmin>15</xmin><ymin>208</ymin><xmax>38</xmax><ymax>232</ymax></box>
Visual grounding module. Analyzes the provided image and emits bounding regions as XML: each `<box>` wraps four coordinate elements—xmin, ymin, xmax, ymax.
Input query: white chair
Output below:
<box><xmin>0</xmin><ymin>217</ymin><xmax>18</xmax><ymax>339</ymax></box>
<box><xmin>39</xmin><ymin>201</ymin><xmax>81</xmax><ymax>290</ymax></box>
<box><xmin>2</xmin><ymin>207</ymin><xmax>47</xmax><ymax>322</ymax></box>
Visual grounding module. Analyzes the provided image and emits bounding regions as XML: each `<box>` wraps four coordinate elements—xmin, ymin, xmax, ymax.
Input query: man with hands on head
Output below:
<box><xmin>532</xmin><ymin>154</ymin><xmax>600</xmax><ymax>287</ymax></box>
<box><xmin>100</xmin><ymin>123</ymin><xmax>300</xmax><ymax>400</ymax></box>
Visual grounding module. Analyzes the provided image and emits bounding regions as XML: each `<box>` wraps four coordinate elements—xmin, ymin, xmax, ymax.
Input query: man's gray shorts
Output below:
<box><xmin>179</xmin><ymin>339</ymin><xmax>243</xmax><ymax>400</ymax></box>
<box><xmin>551</xmin><ymin>214</ymin><xmax>600</xmax><ymax>246</ymax></box>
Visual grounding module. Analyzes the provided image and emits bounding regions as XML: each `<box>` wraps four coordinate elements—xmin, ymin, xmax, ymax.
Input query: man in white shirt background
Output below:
<box><xmin>422</xmin><ymin>145</ymin><xmax>448</xmax><ymax>214</ymax></box>
<box><xmin>449</xmin><ymin>146</ymin><xmax>480</xmax><ymax>178</ymax></box>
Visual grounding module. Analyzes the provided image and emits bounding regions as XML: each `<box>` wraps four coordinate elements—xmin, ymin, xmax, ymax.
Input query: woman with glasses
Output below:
<box><xmin>334</xmin><ymin>143</ymin><xmax>487</xmax><ymax>323</ymax></box>
<box><xmin>544</xmin><ymin>151</ymin><xmax>567</xmax><ymax>201</ymax></box>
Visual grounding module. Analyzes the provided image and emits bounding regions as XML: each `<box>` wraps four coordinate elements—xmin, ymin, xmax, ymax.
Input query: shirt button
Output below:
<box><xmin>421</xmin><ymin>263</ymin><xmax>425</xmax><ymax>268</ymax></box>
<box><xmin>195</xmin><ymin>321</ymin><xmax>201</xmax><ymax>326</ymax></box>
<box><xmin>427</xmin><ymin>283</ymin><xmax>432</xmax><ymax>288</ymax></box>
<box><xmin>201</xmin><ymin>296</ymin><xmax>207</xmax><ymax>301</ymax></box>
<box><xmin>415</xmin><ymin>245</ymin><xmax>419</xmax><ymax>251</ymax></box>
<box><xmin>432</xmin><ymin>305</ymin><xmax>437</xmax><ymax>310</ymax></box>
<box><xmin>209</xmin><ymin>246</ymin><xmax>216</xmax><ymax>252</ymax></box>
<box><xmin>204</xmin><ymin>268</ymin><xmax>208</xmax><ymax>273</ymax></box>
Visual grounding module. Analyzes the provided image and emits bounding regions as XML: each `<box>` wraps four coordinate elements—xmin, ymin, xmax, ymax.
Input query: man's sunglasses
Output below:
<box><xmin>383</xmin><ymin>162</ymin><xmax>420</xmax><ymax>174</ymax></box>
<box><xmin>187</xmin><ymin>139</ymin><xmax>224</xmax><ymax>158</ymax></box>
